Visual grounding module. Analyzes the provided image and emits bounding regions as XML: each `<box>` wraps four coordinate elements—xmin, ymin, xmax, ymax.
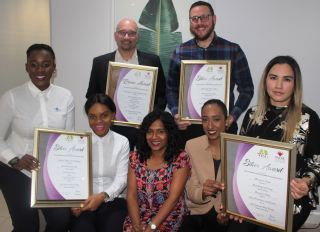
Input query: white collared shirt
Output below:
<box><xmin>115</xmin><ymin>49</ymin><xmax>139</xmax><ymax>64</ymax></box>
<box><xmin>91</xmin><ymin>130</ymin><xmax>129</xmax><ymax>201</ymax></box>
<box><xmin>0</xmin><ymin>81</ymin><xmax>75</xmax><ymax>170</ymax></box>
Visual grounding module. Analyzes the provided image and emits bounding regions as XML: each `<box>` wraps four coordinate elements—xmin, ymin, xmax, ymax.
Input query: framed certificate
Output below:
<box><xmin>220</xmin><ymin>133</ymin><xmax>296</xmax><ymax>232</ymax></box>
<box><xmin>178</xmin><ymin>60</ymin><xmax>230</xmax><ymax>123</ymax></box>
<box><xmin>31</xmin><ymin>128</ymin><xmax>92</xmax><ymax>208</ymax></box>
<box><xmin>106</xmin><ymin>62</ymin><xmax>158</xmax><ymax>126</ymax></box>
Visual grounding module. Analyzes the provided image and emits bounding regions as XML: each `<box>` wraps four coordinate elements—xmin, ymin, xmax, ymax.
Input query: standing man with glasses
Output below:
<box><xmin>167</xmin><ymin>1</ymin><xmax>254</xmax><ymax>146</ymax></box>
<box><xmin>86</xmin><ymin>18</ymin><xmax>166</xmax><ymax>151</ymax></box>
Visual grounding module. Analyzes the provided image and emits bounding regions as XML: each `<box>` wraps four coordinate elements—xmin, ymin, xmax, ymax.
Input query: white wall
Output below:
<box><xmin>0</xmin><ymin>0</ymin><xmax>50</xmax><ymax>96</ymax></box>
<box><xmin>50</xmin><ymin>0</ymin><xmax>320</xmax><ymax>131</ymax></box>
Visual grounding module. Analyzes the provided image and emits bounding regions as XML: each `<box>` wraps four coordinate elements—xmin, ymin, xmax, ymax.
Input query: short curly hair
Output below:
<box><xmin>137</xmin><ymin>109</ymin><xmax>181</xmax><ymax>163</ymax></box>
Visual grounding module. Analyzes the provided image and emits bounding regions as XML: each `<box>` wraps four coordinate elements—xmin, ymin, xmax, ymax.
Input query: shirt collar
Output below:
<box><xmin>115</xmin><ymin>49</ymin><xmax>138</xmax><ymax>64</ymax></box>
<box><xmin>193</xmin><ymin>31</ymin><xmax>218</xmax><ymax>48</ymax></box>
<box><xmin>91</xmin><ymin>129</ymin><xmax>112</xmax><ymax>143</ymax></box>
<box><xmin>27</xmin><ymin>81</ymin><xmax>52</xmax><ymax>98</ymax></box>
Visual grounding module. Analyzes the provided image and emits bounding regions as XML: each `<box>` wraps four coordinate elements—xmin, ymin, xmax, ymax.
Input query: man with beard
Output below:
<box><xmin>86</xmin><ymin>18</ymin><xmax>166</xmax><ymax>151</ymax></box>
<box><xmin>167</xmin><ymin>1</ymin><xmax>254</xmax><ymax>145</ymax></box>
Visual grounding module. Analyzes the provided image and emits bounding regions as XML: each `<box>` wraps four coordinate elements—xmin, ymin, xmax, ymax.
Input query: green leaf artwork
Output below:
<box><xmin>137</xmin><ymin>0</ymin><xmax>182</xmax><ymax>77</ymax></box>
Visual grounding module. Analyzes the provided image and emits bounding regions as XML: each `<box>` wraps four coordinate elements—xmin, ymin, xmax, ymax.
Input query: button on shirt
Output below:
<box><xmin>0</xmin><ymin>81</ymin><xmax>75</xmax><ymax>175</ymax></box>
<box><xmin>91</xmin><ymin>129</ymin><xmax>129</xmax><ymax>201</ymax></box>
<box><xmin>167</xmin><ymin>35</ymin><xmax>254</xmax><ymax>121</ymax></box>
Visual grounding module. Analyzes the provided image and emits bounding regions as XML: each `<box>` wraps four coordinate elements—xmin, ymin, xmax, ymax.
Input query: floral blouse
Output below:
<box><xmin>123</xmin><ymin>151</ymin><xmax>191</xmax><ymax>232</ymax></box>
<box><xmin>240</xmin><ymin>104</ymin><xmax>320</xmax><ymax>212</ymax></box>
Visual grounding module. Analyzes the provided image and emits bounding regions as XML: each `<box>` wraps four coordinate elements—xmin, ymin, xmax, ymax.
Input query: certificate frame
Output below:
<box><xmin>106</xmin><ymin>62</ymin><xmax>158</xmax><ymax>126</ymax></box>
<box><xmin>178</xmin><ymin>60</ymin><xmax>231</xmax><ymax>124</ymax></box>
<box><xmin>220</xmin><ymin>133</ymin><xmax>296</xmax><ymax>232</ymax></box>
<box><xmin>31</xmin><ymin>128</ymin><xmax>92</xmax><ymax>208</ymax></box>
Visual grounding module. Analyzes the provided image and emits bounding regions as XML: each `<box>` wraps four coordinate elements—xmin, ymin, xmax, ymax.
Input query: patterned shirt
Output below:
<box><xmin>167</xmin><ymin>34</ymin><xmax>254</xmax><ymax>121</ymax></box>
<box><xmin>123</xmin><ymin>151</ymin><xmax>191</xmax><ymax>232</ymax></box>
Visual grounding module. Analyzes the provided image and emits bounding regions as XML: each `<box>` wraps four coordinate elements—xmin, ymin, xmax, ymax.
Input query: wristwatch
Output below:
<box><xmin>8</xmin><ymin>157</ymin><xmax>20</xmax><ymax>167</ymax></box>
<box><xmin>149</xmin><ymin>222</ymin><xmax>157</xmax><ymax>230</ymax></box>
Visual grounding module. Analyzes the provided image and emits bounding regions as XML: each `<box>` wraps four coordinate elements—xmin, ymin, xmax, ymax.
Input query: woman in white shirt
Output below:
<box><xmin>70</xmin><ymin>93</ymin><xmax>129</xmax><ymax>232</ymax></box>
<box><xmin>0</xmin><ymin>44</ymin><xmax>75</xmax><ymax>231</ymax></box>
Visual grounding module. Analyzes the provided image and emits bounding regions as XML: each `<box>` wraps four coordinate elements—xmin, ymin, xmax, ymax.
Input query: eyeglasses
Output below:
<box><xmin>189</xmin><ymin>14</ymin><xmax>212</xmax><ymax>23</ymax></box>
<box><xmin>116</xmin><ymin>30</ymin><xmax>137</xmax><ymax>38</ymax></box>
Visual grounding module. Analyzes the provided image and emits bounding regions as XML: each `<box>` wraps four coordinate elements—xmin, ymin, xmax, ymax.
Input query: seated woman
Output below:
<box><xmin>228</xmin><ymin>56</ymin><xmax>320</xmax><ymax>232</ymax></box>
<box><xmin>179</xmin><ymin>99</ymin><xmax>228</xmax><ymax>232</ymax></box>
<box><xmin>0</xmin><ymin>43</ymin><xmax>74</xmax><ymax>231</ymax></box>
<box><xmin>123</xmin><ymin>109</ymin><xmax>191</xmax><ymax>232</ymax></box>
<box><xmin>70</xmin><ymin>94</ymin><xmax>129</xmax><ymax>232</ymax></box>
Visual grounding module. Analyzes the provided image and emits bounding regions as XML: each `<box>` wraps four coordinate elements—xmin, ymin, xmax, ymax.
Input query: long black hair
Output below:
<box><xmin>137</xmin><ymin>109</ymin><xmax>181</xmax><ymax>163</ymax></box>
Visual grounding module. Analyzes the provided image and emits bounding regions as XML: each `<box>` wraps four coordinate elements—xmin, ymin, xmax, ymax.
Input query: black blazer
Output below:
<box><xmin>86</xmin><ymin>50</ymin><xmax>166</xmax><ymax>110</ymax></box>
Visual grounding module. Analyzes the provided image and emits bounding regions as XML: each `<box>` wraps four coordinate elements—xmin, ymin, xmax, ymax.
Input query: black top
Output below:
<box><xmin>213</xmin><ymin>159</ymin><xmax>221</xmax><ymax>179</ymax></box>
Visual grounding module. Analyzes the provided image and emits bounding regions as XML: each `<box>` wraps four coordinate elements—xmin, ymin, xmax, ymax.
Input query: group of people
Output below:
<box><xmin>0</xmin><ymin>1</ymin><xmax>319</xmax><ymax>232</ymax></box>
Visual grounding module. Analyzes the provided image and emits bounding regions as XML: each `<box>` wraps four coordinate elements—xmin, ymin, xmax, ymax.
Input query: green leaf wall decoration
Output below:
<box><xmin>137</xmin><ymin>0</ymin><xmax>182</xmax><ymax>77</ymax></box>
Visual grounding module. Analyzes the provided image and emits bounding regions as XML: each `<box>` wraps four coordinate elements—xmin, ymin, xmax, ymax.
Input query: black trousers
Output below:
<box><xmin>70</xmin><ymin>198</ymin><xmax>127</xmax><ymax>232</ymax></box>
<box><xmin>179</xmin><ymin>206</ymin><xmax>227</xmax><ymax>232</ymax></box>
<box><xmin>0</xmin><ymin>162</ymin><xmax>70</xmax><ymax>232</ymax></box>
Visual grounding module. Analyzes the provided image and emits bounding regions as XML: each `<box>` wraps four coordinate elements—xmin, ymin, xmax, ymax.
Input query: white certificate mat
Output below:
<box><xmin>106</xmin><ymin>62</ymin><xmax>158</xmax><ymax>126</ymax></box>
<box><xmin>179</xmin><ymin>60</ymin><xmax>230</xmax><ymax>123</ymax></box>
<box><xmin>221</xmin><ymin>133</ymin><xmax>296</xmax><ymax>232</ymax></box>
<box><xmin>31</xmin><ymin>128</ymin><xmax>92</xmax><ymax>207</ymax></box>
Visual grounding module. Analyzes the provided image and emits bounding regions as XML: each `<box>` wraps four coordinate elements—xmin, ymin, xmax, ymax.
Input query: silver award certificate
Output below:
<box><xmin>106</xmin><ymin>62</ymin><xmax>158</xmax><ymax>126</ymax></box>
<box><xmin>179</xmin><ymin>60</ymin><xmax>230</xmax><ymax>123</ymax></box>
<box><xmin>31</xmin><ymin>128</ymin><xmax>92</xmax><ymax>207</ymax></box>
<box><xmin>221</xmin><ymin>133</ymin><xmax>296</xmax><ymax>231</ymax></box>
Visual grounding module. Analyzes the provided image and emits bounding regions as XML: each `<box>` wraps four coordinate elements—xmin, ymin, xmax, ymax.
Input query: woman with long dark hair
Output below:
<box><xmin>123</xmin><ymin>110</ymin><xmax>191</xmax><ymax>231</ymax></box>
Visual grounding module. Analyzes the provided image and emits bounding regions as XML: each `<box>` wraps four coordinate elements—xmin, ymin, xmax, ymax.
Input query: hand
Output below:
<box><xmin>81</xmin><ymin>192</ymin><xmax>105</xmax><ymax>212</ymax></box>
<box><xmin>71</xmin><ymin>207</ymin><xmax>82</xmax><ymax>217</ymax></box>
<box><xmin>14</xmin><ymin>154</ymin><xmax>40</xmax><ymax>171</ymax></box>
<box><xmin>229</xmin><ymin>214</ymin><xmax>244</xmax><ymax>223</ymax></box>
<box><xmin>225</xmin><ymin>115</ymin><xmax>235</xmax><ymax>129</ymax></box>
<box><xmin>290</xmin><ymin>178</ymin><xmax>310</xmax><ymax>200</ymax></box>
<box><xmin>144</xmin><ymin>225</ymin><xmax>153</xmax><ymax>232</ymax></box>
<box><xmin>217</xmin><ymin>205</ymin><xmax>229</xmax><ymax>225</ymax></box>
<box><xmin>217</xmin><ymin>212</ymin><xmax>229</xmax><ymax>225</ymax></box>
<box><xmin>219</xmin><ymin>204</ymin><xmax>243</xmax><ymax>224</ymax></box>
<box><xmin>132</xmin><ymin>223</ymin><xmax>145</xmax><ymax>232</ymax></box>
<box><xmin>174</xmin><ymin>114</ymin><xmax>191</xmax><ymax>130</ymax></box>
<box><xmin>202</xmin><ymin>179</ymin><xmax>224</xmax><ymax>199</ymax></box>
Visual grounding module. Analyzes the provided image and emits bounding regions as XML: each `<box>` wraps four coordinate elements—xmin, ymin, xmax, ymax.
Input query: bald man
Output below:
<box><xmin>86</xmin><ymin>19</ymin><xmax>166</xmax><ymax>150</ymax></box>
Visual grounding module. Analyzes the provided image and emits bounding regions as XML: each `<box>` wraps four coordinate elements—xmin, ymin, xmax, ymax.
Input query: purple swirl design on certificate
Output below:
<box><xmin>43</xmin><ymin>133</ymin><xmax>64</xmax><ymax>200</ymax></box>
<box><xmin>114</xmin><ymin>68</ymin><xmax>130</xmax><ymax>121</ymax></box>
<box><xmin>187</xmin><ymin>64</ymin><xmax>203</xmax><ymax>118</ymax></box>
<box><xmin>233</xmin><ymin>142</ymin><xmax>254</xmax><ymax>218</ymax></box>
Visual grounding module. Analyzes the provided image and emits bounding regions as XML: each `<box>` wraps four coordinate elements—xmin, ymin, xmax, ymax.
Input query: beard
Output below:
<box><xmin>190</xmin><ymin>21</ymin><xmax>215</xmax><ymax>41</ymax></box>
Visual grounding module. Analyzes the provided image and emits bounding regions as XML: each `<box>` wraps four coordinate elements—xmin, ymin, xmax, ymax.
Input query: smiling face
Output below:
<box><xmin>189</xmin><ymin>5</ymin><xmax>216</xmax><ymax>41</ymax></box>
<box><xmin>114</xmin><ymin>19</ymin><xmax>138</xmax><ymax>52</ymax></box>
<box><xmin>87</xmin><ymin>103</ymin><xmax>115</xmax><ymax>137</ymax></box>
<box><xmin>146</xmin><ymin>119</ymin><xmax>168</xmax><ymax>155</ymax></box>
<box><xmin>266</xmin><ymin>64</ymin><xmax>295</xmax><ymax>107</ymax></box>
<box><xmin>201</xmin><ymin>103</ymin><xmax>226</xmax><ymax>142</ymax></box>
<box><xmin>25</xmin><ymin>49</ymin><xmax>56</xmax><ymax>91</ymax></box>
